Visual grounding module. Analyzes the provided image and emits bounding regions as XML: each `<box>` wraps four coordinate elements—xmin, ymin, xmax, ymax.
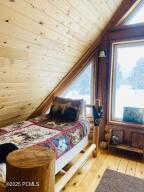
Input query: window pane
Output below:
<box><xmin>125</xmin><ymin>3</ymin><xmax>144</xmax><ymax>25</ymax></box>
<box><xmin>61</xmin><ymin>64</ymin><xmax>92</xmax><ymax>105</ymax></box>
<box><xmin>111</xmin><ymin>41</ymin><xmax>144</xmax><ymax>122</ymax></box>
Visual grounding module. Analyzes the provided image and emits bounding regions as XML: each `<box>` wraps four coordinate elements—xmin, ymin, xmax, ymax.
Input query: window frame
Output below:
<box><xmin>108</xmin><ymin>39</ymin><xmax>144</xmax><ymax>128</ymax></box>
<box><xmin>60</xmin><ymin>59</ymin><xmax>96</xmax><ymax>117</ymax></box>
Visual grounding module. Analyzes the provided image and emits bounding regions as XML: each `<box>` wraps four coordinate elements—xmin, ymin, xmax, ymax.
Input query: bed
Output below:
<box><xmin>0</xmin><ymin>97</ymin><xmax>98</xmax><ymax>191</ymax></box>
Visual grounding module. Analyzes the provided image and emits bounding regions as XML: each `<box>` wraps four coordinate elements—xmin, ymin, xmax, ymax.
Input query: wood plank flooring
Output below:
<box><xmin>56</xmin><ymin>150</ymin><xmax>144</xmax><ymax>192</ymax></box>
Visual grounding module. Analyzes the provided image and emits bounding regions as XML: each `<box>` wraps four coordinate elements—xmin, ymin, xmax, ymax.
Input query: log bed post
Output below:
<box><xmin>6</xmin><ymin>145</ymin><xmax>55</xmax><ymax>192</ymax></box>
<box><xmin>86</xmin><ymin>100</ymin><xmax>102</xmax><ymax>157</ymax></box>
<box><xmin>86</xmin><ymin>104</ymin><xmax>99</xmax><ymax>157</ymax></box>
<box><xmin>92</xmin><ymin>125</ymin><xmax>99</xmax><ymax>157</ymax></box>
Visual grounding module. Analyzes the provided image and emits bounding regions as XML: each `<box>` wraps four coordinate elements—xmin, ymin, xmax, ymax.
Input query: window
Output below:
<box><xmin>110</xmin><ymin>40</ymin><xmax>144</xmax><ymax>122</ymax></box>
<box><xmin>124</xmin><ymin>2</ymin><xmax>144</xmax><ymax>25</ymax></box>
<box><xmin>61</xmin><ymin>63</ymin><xmax>93</xmax><ymax>114</ymax></box>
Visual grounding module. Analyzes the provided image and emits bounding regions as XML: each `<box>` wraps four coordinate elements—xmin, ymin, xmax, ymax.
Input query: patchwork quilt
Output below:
<box><xmin>0</xmin><ymin>117</ymin><xmax>90</xmax><ymax>182</ymax></box>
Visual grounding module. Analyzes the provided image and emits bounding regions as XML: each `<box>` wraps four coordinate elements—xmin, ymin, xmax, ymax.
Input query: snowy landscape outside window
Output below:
<box><xmin>61</xmin><ymin>64</ymin><xmax>93</xmax><ymax>115</ymax></box>
<box><xmin>124</xmin><ymin>2</ymin><xmax>144</xmax><ymax>25</ymax></box>
<box><xmin>110</xmin><ymin>40</ymin><xmax>144</xmax><ymax>122</ymax></box>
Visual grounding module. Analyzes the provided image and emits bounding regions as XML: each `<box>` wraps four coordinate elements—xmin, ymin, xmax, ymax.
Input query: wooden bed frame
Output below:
<box><xmin>52</xmin><ymin>103</ymin><xmax>99</xmax><ymax>191</ymax></box>
<box><xmin>0</xmin><ymin>105</ymin><xmax>99</xmax><ymax>192</ymax></box>
<box><xmin>55</xmin><ymin>138</ymin><xmax>97</xmax><ymax>192</ymax></box>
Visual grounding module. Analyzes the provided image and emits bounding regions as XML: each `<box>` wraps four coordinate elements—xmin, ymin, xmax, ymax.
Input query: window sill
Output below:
<box><xmin>108</xmin><ymin>120</ymin><xmax>144</xmax><ymax>129</ymax></box>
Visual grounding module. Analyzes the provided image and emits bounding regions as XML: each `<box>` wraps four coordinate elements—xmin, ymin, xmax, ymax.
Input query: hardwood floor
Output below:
<box><xmin>56</xmin><ymin>150</ymin><xmax>144</xmax><ymax>192</ymax></box>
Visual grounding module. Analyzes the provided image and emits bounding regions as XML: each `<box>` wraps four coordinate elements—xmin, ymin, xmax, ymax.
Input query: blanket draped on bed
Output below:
<box><xmin>0</xmin><ymin>116</ymin><xmax>90</xmax><ymax>182</ymax></box>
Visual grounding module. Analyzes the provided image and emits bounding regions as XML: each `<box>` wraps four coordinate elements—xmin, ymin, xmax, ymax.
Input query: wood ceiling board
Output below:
<box><xmin>0</xmin><ymin>0</ymin><xmax>126</xmax><ymax>126</ymax></box>
<box><xmin>32</xmin><ymin>0</ymin><xmax>137</xmax><ymax>116</ymax></box>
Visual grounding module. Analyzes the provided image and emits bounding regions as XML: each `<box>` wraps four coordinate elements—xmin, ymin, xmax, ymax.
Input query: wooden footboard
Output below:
<box><xmin>86</xmin><ymin>104</ymin><xmax>100</xmax><ymax>157</ymax></box>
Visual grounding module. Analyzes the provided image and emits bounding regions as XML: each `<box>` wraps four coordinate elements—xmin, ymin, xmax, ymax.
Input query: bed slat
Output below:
<box><xmin>55</xmin><ymin>144</ymin><xmax>96</xmax><ymax>192</ymax></box>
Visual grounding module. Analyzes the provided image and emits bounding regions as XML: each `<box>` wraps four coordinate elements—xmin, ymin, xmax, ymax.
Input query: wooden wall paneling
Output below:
<box><xmin>88</xmin><ymin>0</ymin><xmax>113</xmax><ymax>23</ymax></box>
<box><xmin>1</xmin><ymin>1</ymin><xmax>87</xmax><ymax>44</ymax></box>
<box><xmin>0</xmin><ymin>31</ymin><xmax>83</xmax><ymax>59</ymax></box>
<box><xmin>73</xmin><ymin>0</ymin><xmax>107</xmax><ymax>27</ymax></box>
<box><xmin>32</xmin><ymin>0</ymin><xmax>138</xmax><ymax>117</ymax></box>
<box><xmin>42</xmin><ymin>0</ymin><xmax>94</xmax><ymax>36</ymax></box>
<box><xmin>2</xmin><ymin>10</ymin><xmax>88</xmax><ymax>60</ymax></box>
<box><xmin>0</xmin><ymin>0</ymin><xmax>102</xmax><ymax>51</ymax></box>
<box><xmin>52</xmin><ymin>0</ymin><xmax>103</xmax><ymax>29</ymax></box>
<box><xmin>0</xmin><ymin>0</ymin><xmax>134</xmax><ymax>127</ymax></box>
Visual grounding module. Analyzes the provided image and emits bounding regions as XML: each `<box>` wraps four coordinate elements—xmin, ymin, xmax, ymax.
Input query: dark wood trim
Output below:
<box><xmin>108</xmin><ymin>121</ymin><xmax>144</xmax><ymax>130</ymax></box>
<box><xmin>107</xmin><ymin>40</ymin><xmax>113</xmax><ymax>124</ymax></box>
<box><xmin>92</xmin><ymin>54</ymin><xmax>99</xmax><ymax>105</ymax></box>
<box><xmin>111</xmin><ymin>22</ymin><xmax>144</xmax><ymax>32</ymax></box>
<box><xmin>106</xmin><ymin>24</ymin><xmax>144</xmax><ymax>126</ymax></box>
<box><xmin>104</xmin><ymin>41</ymin><xmax>113</xmax><ymax>124</ymax></box>
<box><xmin>107</xmin><ymin>38</ymin><xmax>144</xmax><ymax>125</ymax></box>
<box><xmin>102</xmin><ymin>25</ymin><xmax>144</xmax><ymax>145</ymax></box>
<box><xmin>90</xmin><ymin>57</ymin><xmax>96</xmax><ymax>105</ymax></box>
<box><xmin>30</xmin><ymin>0</ymin><xmax>138</xmax><ymax>117</ymax></box>
<box><xmin>92</xmin><ymin>2</ymin><xmax>144</xmax><ymax>146</ymax></box>
<box><xmin>108</xmin><ymin>25</ymin><xmax>144</xmax><ymax>41</ymax></box>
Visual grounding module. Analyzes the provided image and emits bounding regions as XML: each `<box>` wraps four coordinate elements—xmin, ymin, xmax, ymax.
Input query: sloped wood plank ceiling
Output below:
<box><xmin>0</xmin><ymin>0</ymin><xmax>123</xmax><ymax>127</ymax></box>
